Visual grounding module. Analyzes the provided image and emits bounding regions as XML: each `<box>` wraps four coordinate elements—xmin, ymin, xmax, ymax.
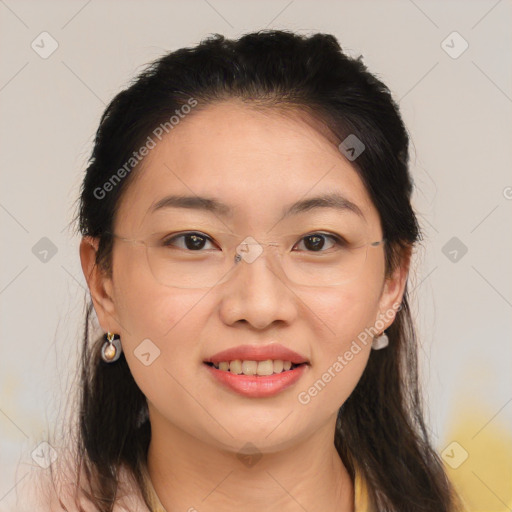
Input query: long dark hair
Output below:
<box><xmin>63</xmin><ymin>29</ymin><xmax>462</xmax><ymax>511</ymax></box>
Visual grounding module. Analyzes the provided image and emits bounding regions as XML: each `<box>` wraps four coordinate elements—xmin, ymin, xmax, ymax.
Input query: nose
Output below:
<box><xmin>217</xmin><ymin>243</ymin><xmax>298</xmax><ymax>330</ymax></box>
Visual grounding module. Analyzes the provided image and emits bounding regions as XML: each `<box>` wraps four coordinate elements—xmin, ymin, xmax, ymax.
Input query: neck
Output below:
<box><xmin>146</xmin><ymin>411</ymin><xmax>354</xmax><ymax>512</ymax></box>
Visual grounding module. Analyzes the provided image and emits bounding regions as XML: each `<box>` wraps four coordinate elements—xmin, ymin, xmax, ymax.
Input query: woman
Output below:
<box><xmin>30</xmin><ymin>29</ymin><xmax>463</xmax><ymax>511</ymax></box>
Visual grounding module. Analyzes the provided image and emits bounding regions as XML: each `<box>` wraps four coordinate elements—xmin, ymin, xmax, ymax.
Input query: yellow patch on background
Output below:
<box><xmin>440</xmin><ymin>404</ymin><xmax>512</xmax><ymax>512</ymax></box>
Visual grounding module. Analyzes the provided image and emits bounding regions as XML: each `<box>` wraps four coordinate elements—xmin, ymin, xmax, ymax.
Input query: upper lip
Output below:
<box><xmin>204</xmin><ymin>344</ymin><xmax>309</xmax><ymax>365</ymax></box>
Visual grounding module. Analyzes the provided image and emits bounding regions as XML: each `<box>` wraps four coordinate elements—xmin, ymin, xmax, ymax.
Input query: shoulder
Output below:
<box><xmin>9</xmin><ymin>449</ymin><xmax>148</xmax><ymax>512</ymax></box>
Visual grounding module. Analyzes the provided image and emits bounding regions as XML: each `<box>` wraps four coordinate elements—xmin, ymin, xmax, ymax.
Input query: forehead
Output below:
<box><xmin>115</xmin><ymin>100</ymin><xmax>380</xmax><ymax>233</ymax></box>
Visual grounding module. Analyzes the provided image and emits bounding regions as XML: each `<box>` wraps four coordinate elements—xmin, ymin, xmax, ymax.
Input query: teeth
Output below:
<box><xmin>230</xmin><ymin>360</ymin><xmax>242</xmax><ymax>374</ymax></box>
<box><xmin>256</xmin><ymin>360</ymin><xmax>273</xmax><ymax>376</ymax></box>
<box><xmin>210</xmin><ymin>359</ymin><xmax>299</xmax><ymax>375</ymax></box>
<box><xmin>242</xmin><ymin>360</ymin><xmax>257</xmax><ymax>375</ymax></box>
<box><xmin>273</xmin><ymin>360</ymin><xmax>284</xmax><ymax>373</ymax></box>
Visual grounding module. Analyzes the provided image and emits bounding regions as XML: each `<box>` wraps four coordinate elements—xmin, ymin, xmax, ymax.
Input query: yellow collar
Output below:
<box><xmin>354</xmin><ymin>465</ymin><xmax>370</xmax><ymax>511</ymax></box>
<box><xmin>140</xmin><ymin>463</ymin><xmax>369</xmax><ymax>511</ymax></box>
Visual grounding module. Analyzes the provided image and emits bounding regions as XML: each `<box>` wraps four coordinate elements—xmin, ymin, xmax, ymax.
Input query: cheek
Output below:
<box><xmin>112</xmin><ymin>247</ymin><xmax>204</xmax><ymax>339</ymax></box>
<box><xmin>294</xmin><ymin>277</ymin><xmax>382</xmax><ymax>411</ymax></box>
<box><xmin>111</xmin><ymin>251</ymin><xmax>209</xmax><ymax>387</ymax></box>
<box><xmin>114</xmin><ymin>285</ymin><xmax>212</xmax><ymax>425</ymax></box>
<box><xmin>299</xmin><ymin>274</ymin><xmax>383</xmax><ymax>348</ymax></box>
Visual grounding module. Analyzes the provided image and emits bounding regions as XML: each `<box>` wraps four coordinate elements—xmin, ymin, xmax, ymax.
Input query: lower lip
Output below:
<box><xmin>203</xmin><ymin>363</ymin><xmax>308</xmax><ymax>398</ymax></box>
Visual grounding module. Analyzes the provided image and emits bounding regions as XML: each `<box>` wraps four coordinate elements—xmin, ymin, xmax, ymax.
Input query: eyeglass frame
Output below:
<box><xmin>105</xmin><ymin>229</ymin><xmax>387</xmax><ymax>288</ymax></box>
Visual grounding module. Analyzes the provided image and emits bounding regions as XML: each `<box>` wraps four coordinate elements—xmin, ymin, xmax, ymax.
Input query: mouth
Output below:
<box><xmin>203</xmin><ymin>360</ymin><xmax>308</xmax><ymax>376</ymax></box>
<box><xmin>203</xmin><ymin>360</ymin><xmax>309</xmax><ymax>398</ymax></box>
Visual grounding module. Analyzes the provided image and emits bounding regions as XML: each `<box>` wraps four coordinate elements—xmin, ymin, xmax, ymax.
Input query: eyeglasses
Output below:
<box><xmin>107</xmin><ymin>229</ymin><xmax>385</xmax><ymax>289</ymax></box>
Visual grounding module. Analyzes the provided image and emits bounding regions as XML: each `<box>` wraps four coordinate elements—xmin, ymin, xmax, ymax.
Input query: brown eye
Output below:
<box><xmin>163</xmin><ymin>232</ymin><xmax>216</xmax><ymax>251</ymax></box>
<box><xmin>294</xmin><ymin>233</ymin><xmax>346</xmax><ymax>252</ymax></box>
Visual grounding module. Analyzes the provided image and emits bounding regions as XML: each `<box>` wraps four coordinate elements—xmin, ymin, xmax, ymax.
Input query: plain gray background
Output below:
<box><xmin>1</xmin><ymin>1</ymin><xmax>511</xmax><ymax>510</ymax></box>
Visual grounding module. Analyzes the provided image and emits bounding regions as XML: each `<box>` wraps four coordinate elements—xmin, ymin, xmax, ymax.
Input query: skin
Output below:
<box><xmin>80</xmin><ymin>99</ymin><xmax>410</xmax><ymax>512</ymax></box>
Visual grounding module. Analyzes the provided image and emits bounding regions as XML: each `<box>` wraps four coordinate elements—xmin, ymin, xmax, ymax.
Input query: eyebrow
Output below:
<box><xmin>148</xmin><ymin>192</ymin><xmax>365</xmax><ymax>219</ymax></box>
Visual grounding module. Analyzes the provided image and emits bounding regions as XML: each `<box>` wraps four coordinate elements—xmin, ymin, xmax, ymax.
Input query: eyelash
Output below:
<box><xmin>162</xmin><ymin>231</ymin><xmax>347</xmax><ymax>252</ymax></box>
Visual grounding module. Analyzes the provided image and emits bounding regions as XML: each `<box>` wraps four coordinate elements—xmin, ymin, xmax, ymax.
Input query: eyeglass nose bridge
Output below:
<box><xmin>228</xmin><ymin>237</ymin><xmax>292</xmax><ymax>288</ymax></box>
<box><xmin>233</xmin><ymin>237</ymin><xmax>282</xmax><ymax>266</ymax></box>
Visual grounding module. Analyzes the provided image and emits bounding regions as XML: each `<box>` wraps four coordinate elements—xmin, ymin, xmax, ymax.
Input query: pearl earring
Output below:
<box><xmin>101</xmin><ymin>332</ymin><xmax>122</xmax><ymax>362</ymax></box>
<box><xmin>371</xmin><ymin>331</ymin><xmax>389</xmax><ymax>350</ymax></box>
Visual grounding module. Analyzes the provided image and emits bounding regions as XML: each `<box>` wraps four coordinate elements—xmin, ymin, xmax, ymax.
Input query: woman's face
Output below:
<box><xmin>83</xmin><ymin>100</ymin><xmax>407</xmax><ymax>454</ymax></box>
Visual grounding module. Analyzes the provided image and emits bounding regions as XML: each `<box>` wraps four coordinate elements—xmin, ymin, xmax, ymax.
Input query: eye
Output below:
<box><xmin>162</xmin><ymin>232</ymin><xmax>217</xmax><ymax>251</ymax></box>
<box><xmin>293</xmin><ymin>233</ymin><xmax>346</xmax><ymax>252</ymax></box>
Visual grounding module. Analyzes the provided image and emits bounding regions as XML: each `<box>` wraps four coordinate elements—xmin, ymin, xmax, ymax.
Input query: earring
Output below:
<box><xmin>372</xmin><ymin>331</ymin><xmax>389</xmax><ymax>350</ymax></box>
<box><xmin>101</xmin><ymin>332</ymin><xmax>122</xmax><ymax>362</ymax></box>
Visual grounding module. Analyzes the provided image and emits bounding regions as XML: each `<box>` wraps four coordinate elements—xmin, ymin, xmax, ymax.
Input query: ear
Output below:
<box><xmin>375</xmin><ymin>244</ymin><xmax>412</xmax><ymax>330</ymax></box>
<box><xmin>79</xmin><ymin>236</ymin><xmax>122</xmax><ymax>334</ymax></box>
